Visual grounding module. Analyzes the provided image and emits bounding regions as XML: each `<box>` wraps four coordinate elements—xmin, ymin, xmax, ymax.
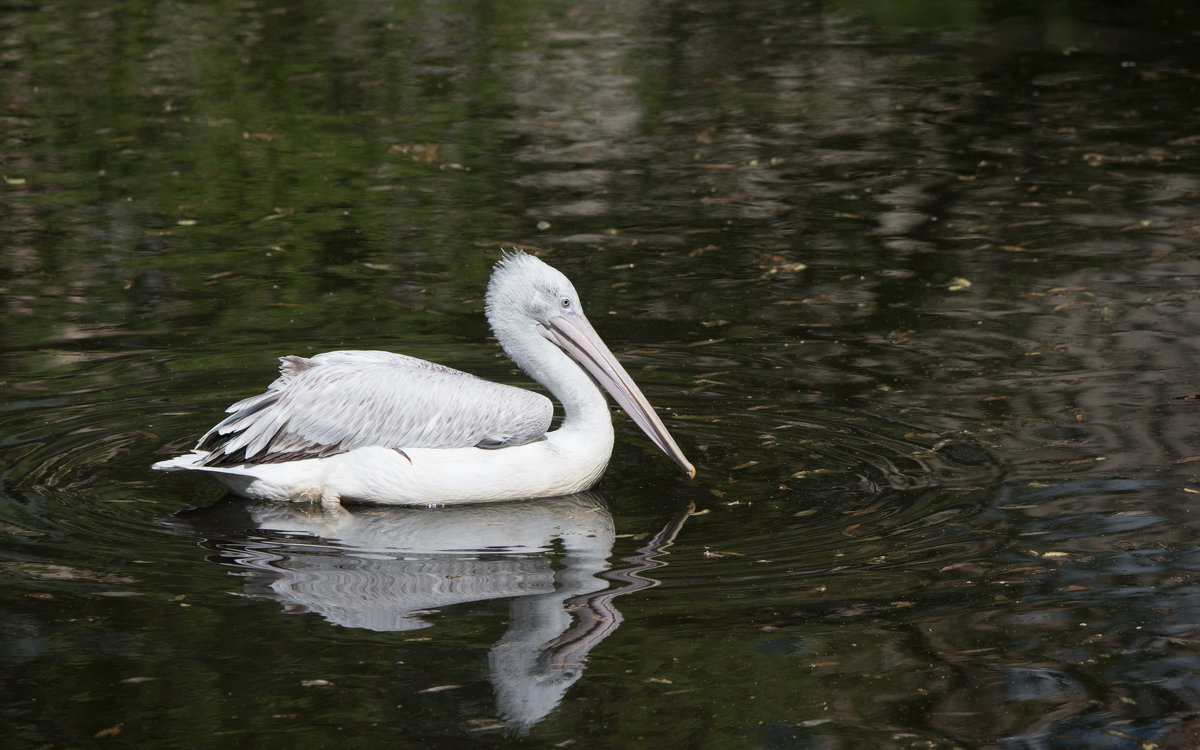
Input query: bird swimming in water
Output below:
<box><xmin>153</xmin><ymin>250</ymin><xmax>695</xmax><ymax>506</ymax></box>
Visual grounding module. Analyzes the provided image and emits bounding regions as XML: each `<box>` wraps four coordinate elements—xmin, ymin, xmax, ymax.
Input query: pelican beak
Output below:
<box><xmin>541</xmin><ymin>314</ymin><xmax>696</xmax><ymax>478</ymax></box>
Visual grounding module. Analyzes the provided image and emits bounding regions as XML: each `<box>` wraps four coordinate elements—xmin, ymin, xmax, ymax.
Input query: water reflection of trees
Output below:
<box><xmin>5</xmin><ymin>1</ymin><xmax>1200</xmax><ymax>746</ymax></box>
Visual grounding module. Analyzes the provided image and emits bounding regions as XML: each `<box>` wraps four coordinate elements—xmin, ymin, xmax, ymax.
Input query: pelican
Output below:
<box><xmin>153</xmin><ymin>250</ymin><xmax>695</xmax><ymax>506</ymax></box>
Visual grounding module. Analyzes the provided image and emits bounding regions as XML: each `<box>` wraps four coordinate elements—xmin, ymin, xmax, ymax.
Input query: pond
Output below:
<box><xmin>3</xmin><ymin>1</ymin><xmax>1200</xmax><ymax>747</ymax></box>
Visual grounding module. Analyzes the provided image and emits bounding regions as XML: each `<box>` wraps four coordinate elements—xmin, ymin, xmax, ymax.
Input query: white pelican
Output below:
<box><xmin>153</xmin><ymin>250</ymin><xmax>695</xmax><ymax>506</ymax></box>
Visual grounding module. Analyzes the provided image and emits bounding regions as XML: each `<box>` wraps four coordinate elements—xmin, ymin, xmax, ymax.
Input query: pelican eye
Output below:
<box><xmin>559</xmin><ymin>296</ymin><xmax>572</xmax><ymax>309</ymax></box>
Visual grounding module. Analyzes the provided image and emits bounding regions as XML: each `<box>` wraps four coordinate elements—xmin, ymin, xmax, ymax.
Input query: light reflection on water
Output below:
<box><xmin>5</xmin><ymin>345</ymin><xmax>1196</xmax><ymax>745</ymax></box>
<box><xmin>3</xmin><ymin>0</ymin><xmax>1200</xmax><ymax>747</ymax></box>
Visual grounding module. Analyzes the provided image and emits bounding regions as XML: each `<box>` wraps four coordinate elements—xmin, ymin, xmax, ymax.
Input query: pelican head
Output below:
<box><xmin>485</xmin><ymin>251</ymin><xmax>695</xmax><ymax>478</ymax></box>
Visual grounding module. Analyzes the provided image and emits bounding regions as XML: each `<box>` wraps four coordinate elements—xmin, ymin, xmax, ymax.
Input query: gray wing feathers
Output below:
<box><xmin>198</xmin><ymin>350</ymin><xmax>553</xmax><ymax>466</ymax></box>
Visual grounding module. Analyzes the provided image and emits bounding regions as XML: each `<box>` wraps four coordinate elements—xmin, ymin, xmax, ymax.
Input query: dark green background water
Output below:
<box><xmin>3</xmin><ymin>1</ymin><xmax>1200</xmax><ymax>747</ymax></box>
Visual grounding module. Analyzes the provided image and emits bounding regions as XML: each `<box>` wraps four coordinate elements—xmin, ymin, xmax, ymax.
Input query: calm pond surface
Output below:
<box><xmin>3</xmin><ymin>1</ymin><xmax>1200</xmax><ymax>747</ymax></box>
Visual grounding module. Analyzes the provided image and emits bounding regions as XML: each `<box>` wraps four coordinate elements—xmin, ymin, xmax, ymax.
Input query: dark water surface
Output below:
<box><xmin>3</xmin><ymin>1</ymin><xmax>1200</xmax><ymax>747</ymax></box>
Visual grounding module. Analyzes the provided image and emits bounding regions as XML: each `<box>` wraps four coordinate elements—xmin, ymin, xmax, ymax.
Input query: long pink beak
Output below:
<box><xmin>541</xmin><ymin>313</ymin><xmax>695</xmax><ymax>478</ymax></box>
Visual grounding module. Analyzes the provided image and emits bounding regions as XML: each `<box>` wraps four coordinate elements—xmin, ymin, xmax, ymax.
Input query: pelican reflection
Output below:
<box><xmin>170</xmin><ymin>492</ymin><xmax>691</xmax><ymax>733</ymax></box>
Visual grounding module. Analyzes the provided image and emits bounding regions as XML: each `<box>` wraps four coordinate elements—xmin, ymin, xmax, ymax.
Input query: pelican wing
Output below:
<box><xmin>198</xmin><ymin>350</ymin><xmax>553</xmax><ymax>466</ymax></box>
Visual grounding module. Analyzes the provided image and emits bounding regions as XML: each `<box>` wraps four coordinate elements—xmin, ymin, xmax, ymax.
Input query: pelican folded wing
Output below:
<box><xmin>199</xmin><ymin>350</ymin><xmax>553</xmax><ymax>466</ymax></box>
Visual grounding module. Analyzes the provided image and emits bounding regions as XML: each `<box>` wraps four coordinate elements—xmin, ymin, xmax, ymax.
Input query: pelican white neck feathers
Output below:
<box><xmin>153</xmin><ymin>250</ymin><xmax>695</xmax><ymax>506</ymax></box>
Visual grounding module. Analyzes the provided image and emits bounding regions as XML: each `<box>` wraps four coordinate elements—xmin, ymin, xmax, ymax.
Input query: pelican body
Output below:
<box><xmin>153</xmin><ymin>251</ymin><xmax>694</xmax><ymax>506</ymax></box>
